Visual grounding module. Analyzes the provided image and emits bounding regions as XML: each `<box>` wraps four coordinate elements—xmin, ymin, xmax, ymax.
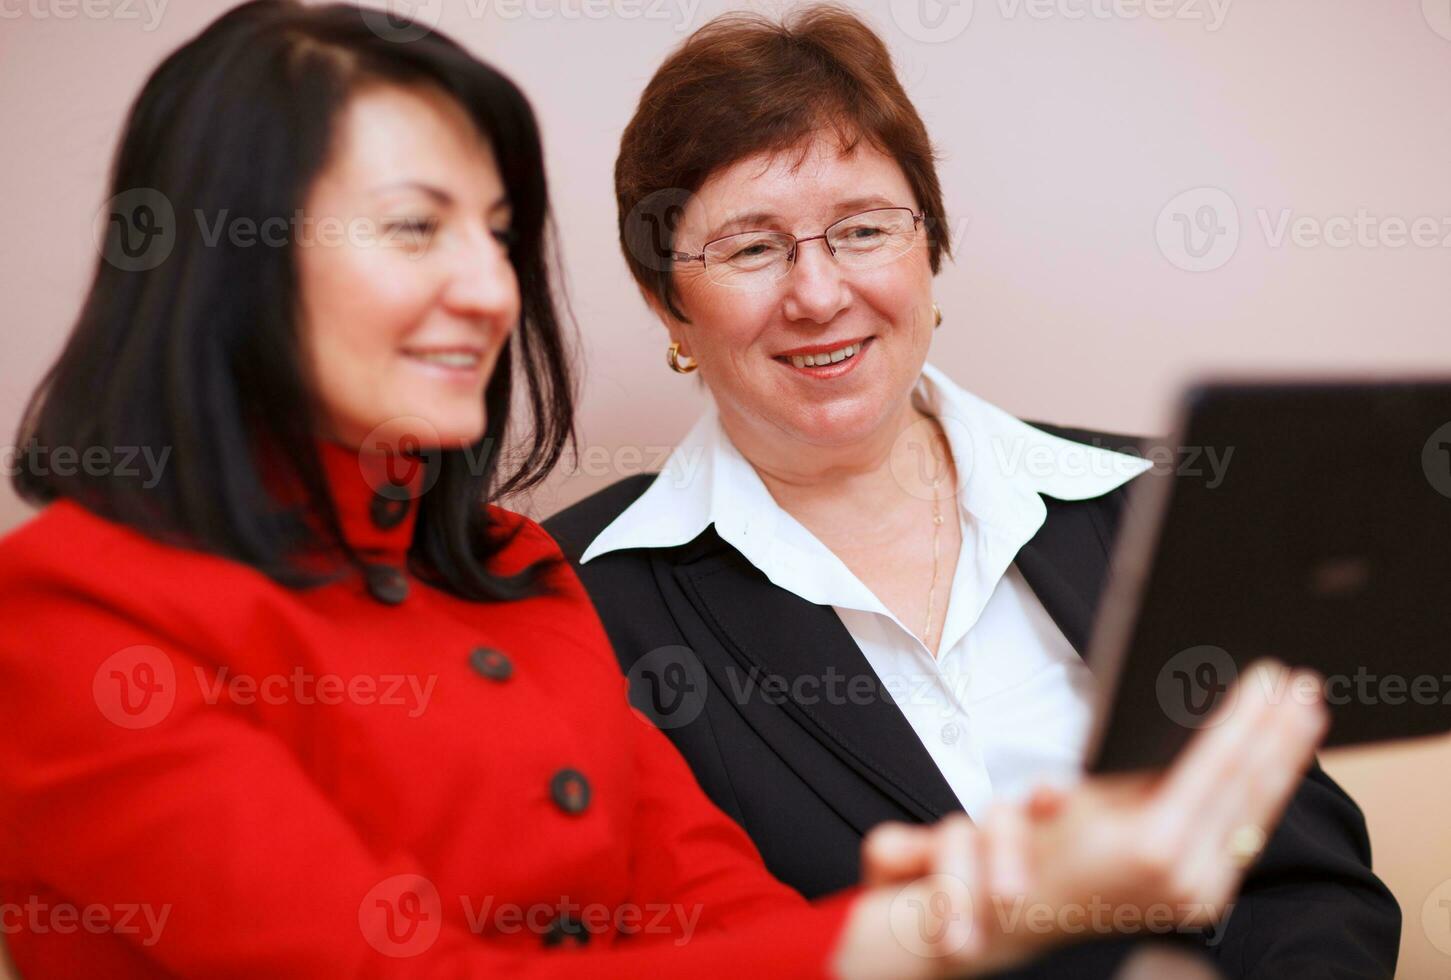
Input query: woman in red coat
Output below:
<box><xmin>0</xmin><ymin>3</ymin><xmax>1328</xmax><ymax>978</ymax></box>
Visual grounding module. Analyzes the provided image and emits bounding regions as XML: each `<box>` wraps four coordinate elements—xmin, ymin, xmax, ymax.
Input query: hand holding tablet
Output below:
<box><xmin>844</xmin><ymin>660</ymin><xmax>1326</xmax><ymax>979</ymax></box>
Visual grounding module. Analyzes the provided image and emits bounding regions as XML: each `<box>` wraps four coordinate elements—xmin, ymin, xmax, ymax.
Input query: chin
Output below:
<box><xmin>780</xmin><ymin>399</ymin><xmax>889</xmax><ymax>448</ymax></box>
<box><xmin>428</xmin><ymin>414</ymin><xmax>489</xmax><ymax>450</ymax></box>
<box><xmin>354</xmin><ymin>405</ymin><xmax>486</xmax><ymax>454</ymax></box>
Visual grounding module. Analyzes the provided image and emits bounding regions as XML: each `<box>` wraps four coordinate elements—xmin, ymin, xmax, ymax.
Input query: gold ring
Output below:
<box><xmin>1227</xmin><ymin>824</ymin><xmax>1267</xmax><ymax>869</ymax></box>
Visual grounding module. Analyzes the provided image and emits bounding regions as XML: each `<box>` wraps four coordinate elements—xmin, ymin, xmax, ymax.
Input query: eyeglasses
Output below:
<box><xmin>671</xmin><ymin>207</ymin><xmax>924</xmax><ymax>290</ymax></box>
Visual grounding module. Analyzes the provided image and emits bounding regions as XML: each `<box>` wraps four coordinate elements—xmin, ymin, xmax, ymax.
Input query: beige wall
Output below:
<box><xmin>2</xmin><ymin>1</ymin><xmax>1449</xmax><ymax>976</ymax></box>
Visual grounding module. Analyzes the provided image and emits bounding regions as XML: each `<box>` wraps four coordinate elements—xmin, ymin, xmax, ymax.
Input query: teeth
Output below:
<box><xmin>789</xmin><ymin>342</ymin><xmax>860</xmax><ymax>369</ymax></box>
<box><xmin>408</xmin><ymin>350</ymin><xmax>481</xmax><ymax>368</ymax></box>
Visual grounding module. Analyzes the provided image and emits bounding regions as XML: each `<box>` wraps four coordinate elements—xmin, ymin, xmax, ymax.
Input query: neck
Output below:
<box><xmin>721</xmin><ymin>396</ymin><xmax>953</xmax><ymax>518</ymax></box>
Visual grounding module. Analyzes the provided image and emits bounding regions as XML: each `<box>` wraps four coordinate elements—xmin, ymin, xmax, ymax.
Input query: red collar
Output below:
<box><xmin>313</xmin><ymin>438</ymin><xmax>427</xmax><ymax>566</ymax></box>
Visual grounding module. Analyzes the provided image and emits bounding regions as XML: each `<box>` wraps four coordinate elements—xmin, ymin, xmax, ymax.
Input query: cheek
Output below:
<box><xmin>861</xmin><ymin>259</ymin><xmax>932</xmax><ymax>326</ymax></box>
<box><xmin>302</xmin><ymin>247</ymin><xmax>431</xmax><ymax>346</ymax></box>
<box><xmin>296</xmin><ymin>246</ymin><xmax>437</xmax><ymax>430</ymax></box>
<box><xmin>680</xmin><ymin>293</ymin><xmax>777</xmax><ymax>405</ymax></box>
<box><xmin>678</xmin><ymin>278</ymin><xmax>771</xmax><ymax>361</ymax></box>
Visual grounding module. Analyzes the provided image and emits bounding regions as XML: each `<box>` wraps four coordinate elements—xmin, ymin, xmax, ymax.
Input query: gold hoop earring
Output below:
<box><xmin>667</xmin><ymin>342</ymin><xmax>698</xmax><ymax>374</ymax></box>
<box><xmin>933</xmin><ymin>303</ymin><xmax>943</xmax><ymax>329</ymax></box>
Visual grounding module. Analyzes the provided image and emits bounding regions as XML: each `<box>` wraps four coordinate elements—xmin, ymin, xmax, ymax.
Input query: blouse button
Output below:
<box><xmin>541</xmin><ymin>914</ymin><xmax>590</xmax><ymax>947</ymax></box>
<box><xmin>364</xmin><ymin>564</ymin><xmax>409</xmax><ymax>605</ymax></box>
<box><xmin>369</xmin><ymin>489</ymin><xmax>411</xmax><ymax>530</ymax></box>
<box><xmin>469</xmin><ymin>647</ymin><xmax>513</xmax><ymax>682</ymax></box>
<box><xmin>549</xmin><ymin>768</ymin><xmax>591</xmax><ymax>815</ymax></box>
<box><xmin>940</xmin><ymin>721</ymin><xmax>961</xmax><ymax>746</ymax></box>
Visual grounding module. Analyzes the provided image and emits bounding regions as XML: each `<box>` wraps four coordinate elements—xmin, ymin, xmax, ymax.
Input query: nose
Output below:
<box><xmin>439</xmin><ymin>226</ymin><xmax>518</xmax><ymax>323</ymax></box>
<box><xmin>780</xmin><ymin>236</ymin><xmax>851</xmax><ymax>325</ymax></box>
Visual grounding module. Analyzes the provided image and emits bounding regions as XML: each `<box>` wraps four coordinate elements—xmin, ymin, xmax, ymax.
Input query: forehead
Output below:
<box><xmin>318</xmin><ymin>83</ymin><xmax>500</xmax><ymax>196</ymax></box>
<box><xmin>683</xmin><ymin>137</ymin><xmax>914</xmax><ymax>236</ymax></box>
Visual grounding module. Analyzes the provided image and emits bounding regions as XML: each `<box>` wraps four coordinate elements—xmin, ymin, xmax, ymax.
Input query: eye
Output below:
<box><xmin>383</xmin><ymin>216</ymin><xmax>438</xmax><ymax>248</ymax></box>
<box><xmin>490</xmin><ymin>226</ymin><xmax>517</xmax><ymax>248</ymax></box>
<box><xmin>725</xmin><ymin>237</ymin><xmax>787</xmax><ymax>265</ymax></box>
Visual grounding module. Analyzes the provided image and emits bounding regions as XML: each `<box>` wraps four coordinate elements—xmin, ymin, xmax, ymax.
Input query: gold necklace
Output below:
<box><xmin>923</xmin><ymin>477</ymin><xmax>945</xmax><ymax>647</ymax></box>
<box><xmin>921</xmin><ymin>418</ymin><xmax>954</xmax><ymax>649</ymax></box>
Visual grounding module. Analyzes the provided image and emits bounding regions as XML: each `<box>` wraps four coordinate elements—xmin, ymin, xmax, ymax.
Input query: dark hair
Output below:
<box><xmin>616</xmin><ymin>4</ymin><xmax>950</xmax><ymax>323</ymax></box>
<box><xmin>12</xmin><ymin>0</ymin><xmax>575</xmax><ymax>601</ymax></box>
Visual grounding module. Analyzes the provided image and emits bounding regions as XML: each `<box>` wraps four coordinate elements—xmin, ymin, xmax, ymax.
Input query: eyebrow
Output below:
<box><xmin>704</xmin><ymin>194</ymin><xmax>901</xmax><ymax>241</ymax></box>
<box><xmin>369</xmin><ymin>180</ymin><xmax>510</xmax><ymax>212</ymax></box>
<box><xmin>699</xmin><ymin>193</ymin><xmax>899</xmax><ymax>241</ymax></box>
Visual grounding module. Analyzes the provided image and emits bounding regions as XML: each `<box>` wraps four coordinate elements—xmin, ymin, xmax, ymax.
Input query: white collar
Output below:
<box><xmin>580</xmin><ymin>364</ymin><xmax>1152</xmax><ymax>583</ymax></box>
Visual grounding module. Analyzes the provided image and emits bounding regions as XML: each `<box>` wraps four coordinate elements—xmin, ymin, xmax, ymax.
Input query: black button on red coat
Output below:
<box><xmin>364</xmin><ymin>564</ymin><xmax>409</xmax><ymax>605</ymax></box>
<box><xmin>368</xmin><ymin>489</ymin><xmax>411</xmax><ymax>530</ymax></box>
<box><xmin>541</xmin><ymin>914</ymin><xmax>590</xmax><ymax>947</ymax></box>
<box><xmin>469</xmin><ymin>647</ymin><xmax>512</xmax><ymax>681</ymax></box>
<box><xmin>550</xmin><ymin>769</ymin><xmax>590</xmax><ymax>814</ymax></box>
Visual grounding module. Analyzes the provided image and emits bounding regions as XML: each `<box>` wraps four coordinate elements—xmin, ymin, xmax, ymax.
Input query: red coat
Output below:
<box><xmin>0</xmin><ymin>442</ymin><xmax>858</xmax><ymax>978</ymax></box>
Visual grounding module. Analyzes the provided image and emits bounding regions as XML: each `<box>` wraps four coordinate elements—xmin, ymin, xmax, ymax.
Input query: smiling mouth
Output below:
<box><xmin>401</xmin><ymin>347</ymin><xmax>485</xmax><ymax>371</ymax></box>
<box><xmin>773</xmin><ymin>336</ymin><xmax>874</xmax><ymax>370</ymax></box>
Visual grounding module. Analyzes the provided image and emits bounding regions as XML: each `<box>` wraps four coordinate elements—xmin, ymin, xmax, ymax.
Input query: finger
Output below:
<box><xmin>930</xmin><ymin>815</ymin><xmax>982</xmax><ymax>958</ymax></box>
<box><xmin>930</xmin><ymin>814</ymin><xmax>975</xmax><ymax>884</ymax></box>
<box><xmin>1025</xmin><ymin>784</ymin><xmax>1069</xmax><ymax>821</ymax></box>
<box><xmin>1176</xmin><ymin>669</ymin><xmax>1328</xmax><ymax>902</ymax></box>
<box><xmin>1174</xmin><ymin>748</ymin><xmax>1255</xmax><ymax>903</ymax></box>
<box><xmin>861</xmin><ymin>821</ymin><xmax>936</xmax><ymax>887</ymax></box>
<box><xmin>1192</xmin><ymin>667</ymin><xmax>1327</xmax><ymax>855</ymax></box>
<box><xmin>1151</xmin><ymin>659</ymin><xmax>1286</xmax><ymax>825</ymax></box>
<box><xmin>984</xmin><ymin>800</ymin><xmax>1032</xmax><ymax>897</ymax></box>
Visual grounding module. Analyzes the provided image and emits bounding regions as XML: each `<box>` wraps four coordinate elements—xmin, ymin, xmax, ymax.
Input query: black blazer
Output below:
<box><xmin>546</xmin><ymin>422</ymin><xmax>1400</xmax><ymax>978</ymax></box>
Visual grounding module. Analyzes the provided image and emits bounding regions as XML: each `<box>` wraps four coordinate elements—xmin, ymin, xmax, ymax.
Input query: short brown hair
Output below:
<box><xmin>616</xmin><ymin>4</ymin><xmax>950</xmax><ymax>322</ymax></box>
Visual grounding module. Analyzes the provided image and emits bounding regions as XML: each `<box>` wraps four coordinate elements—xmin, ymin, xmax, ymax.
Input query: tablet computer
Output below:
<box><xmin>1085</xmin><ymin>378</ymin><xmax>1451</xmax><ymax>774</ymax></box>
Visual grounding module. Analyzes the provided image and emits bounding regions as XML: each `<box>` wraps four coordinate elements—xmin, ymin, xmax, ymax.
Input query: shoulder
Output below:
<box><xmin>1</xmin><ymin>498</ymin><xmax>148</xmax><ymax>563</ymax></box>
<box><xmin>483</xmin><ymin>503</ymin><xmax>615</xmax><ymax>609</ymax></box>
<box><xmin>540</xmin><ymin>477</ymin><xmax>683</xmax><ymax>645</ymax></box>
<box><xmin>1022</xmin><ymin>418</ymin><xmax>1153</xmax><ymax>457</ymax></box>
<box><xmin>0</xmin><ymin>500</ymin><xmax>263</xmax><ymax>605</ymax></box>
<box><xmin>541</xmin><ymin>473</ymin><xmax>658</xmax><ymax>564</ymax></box>
<box><xmin>0</xmin><ymin>502</ymin><xmax>283</xmax><ymax>692</ymax></box>
<box><xmin>1018</xmin><ymin>419</ymin><xmax>1162</xmax><ymax>546</ymax></box>
<box><xmin>483</xmin><ymin>503</ymin><xmax>565</xmax><ymax>567</ymax></box>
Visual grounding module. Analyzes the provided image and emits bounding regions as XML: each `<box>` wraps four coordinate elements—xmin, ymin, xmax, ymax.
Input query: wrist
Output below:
<box><xmin>831</xmin><ymin>887</ymin><xmax>939</xmax><ymax>980</ymax></box>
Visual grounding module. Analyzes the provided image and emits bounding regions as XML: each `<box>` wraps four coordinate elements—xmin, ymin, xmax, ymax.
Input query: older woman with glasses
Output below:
<box><xmin>0</xmin><ymin>3</ymin><xmax>1346</xmax><ymax>977</ymax></box>
<box><xmin>546</xmin><ymin>6</ymin><xmax>1400</xmax><ymax>978</ymax></box>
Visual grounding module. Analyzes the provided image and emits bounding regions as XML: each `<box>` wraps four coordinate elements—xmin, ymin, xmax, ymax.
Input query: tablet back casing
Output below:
<box><xmin>1086</xmin><ymin>380</ymin><xmax>1451</xmax><ymax>774</ymax></box>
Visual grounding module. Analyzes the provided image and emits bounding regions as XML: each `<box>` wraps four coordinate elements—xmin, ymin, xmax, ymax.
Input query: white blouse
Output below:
<box><xmin>582</xmin><ymin>363</ymin><xmax>1152</xmax><ymax>820</ymax></box>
